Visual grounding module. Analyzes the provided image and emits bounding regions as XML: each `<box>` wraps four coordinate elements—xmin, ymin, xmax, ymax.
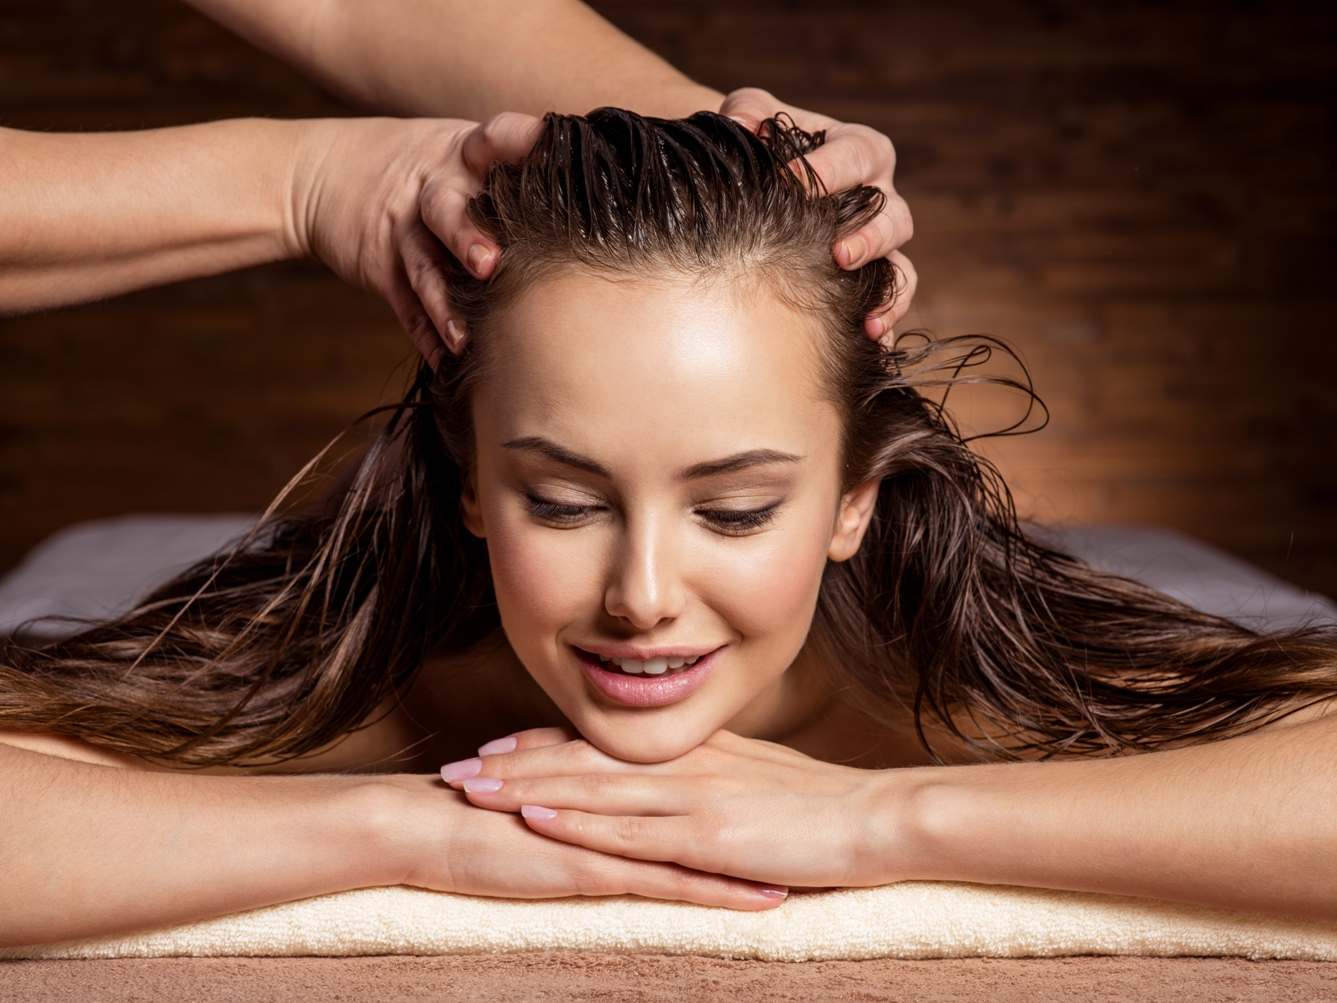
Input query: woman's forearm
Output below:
<box><xmin>0</xmin><ymin>119</ymin><xmax>305</xmax><ymax>314</ymax></box>
<box><xmin>183</xmin><ymin>0</ymin><xmax>723</xmax><ymax>120</ymax></box>
<box><xmin>0</xmin><ymin>744</ymin><xmax>402</xmax><ymax>947</ymax></box>
<box><xmin>895</xmin><ymin>716</ymin><xmax>1337</xmax><ymax>918</ymax></box>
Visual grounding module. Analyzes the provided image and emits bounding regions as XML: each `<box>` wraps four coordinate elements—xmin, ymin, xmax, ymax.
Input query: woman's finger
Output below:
<box><xmin>521</xmin><ymin>805</ymin><xmax>697</xmax><ymax>866</ymax></box>
<box><xmin>607</xmin><ymin>858</ymin><xmax>787</xmax><ymax>911</ymax></box>
<box><xmin>461</xmin><ymin>772</ymin><xmax>698</xmax><ymax>817</ymax></box>
<box><xmin>442</xmin><ymin>736</ymin><xmax>626</xmax><ymax>785</ymax></box>
<box><xmin>476</xmin><ymin>727</ymin><xmax>577</xmax><ymax>757</ymax></box>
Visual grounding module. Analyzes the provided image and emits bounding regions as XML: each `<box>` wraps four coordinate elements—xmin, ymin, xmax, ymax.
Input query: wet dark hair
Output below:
<box><xmin>3</xmin><ymin>110</ymin><xmax>1336</xmax><ymax>766</ymax></box>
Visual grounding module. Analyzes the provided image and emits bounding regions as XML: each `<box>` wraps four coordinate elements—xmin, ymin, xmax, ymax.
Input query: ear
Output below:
<box><xmin>828</xmin><ymin>478</ymin><xmax>881</xmax><ymax>562</ymax></box>
<box><xmin>459</xmin><ymin>469</ymin><xmax>487</xmax><ymax>539</ymax></box>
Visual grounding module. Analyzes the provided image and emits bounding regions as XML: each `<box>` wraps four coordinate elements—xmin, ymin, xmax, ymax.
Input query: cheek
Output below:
<box><xmin>696</xmin><ymin>512</ymin><xmax>834</xmax><ymax>657</ymax></box>
<box><xmin>484</xmin><ymin>511</ymin><xmax>602</xmax><ymax>643</ymax></box>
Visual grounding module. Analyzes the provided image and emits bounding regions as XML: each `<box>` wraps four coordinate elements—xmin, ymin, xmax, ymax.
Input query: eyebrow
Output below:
<box><xmin>502</xmin><ymin>438</ymin><xmax>801</xmax><ymax>481</ymax></box>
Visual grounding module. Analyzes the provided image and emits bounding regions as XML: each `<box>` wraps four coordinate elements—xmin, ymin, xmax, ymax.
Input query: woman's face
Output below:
<box><xmin>461</xmin><ymin>268</ymin><xmax>878</xmax><ymax>762</ymax></box>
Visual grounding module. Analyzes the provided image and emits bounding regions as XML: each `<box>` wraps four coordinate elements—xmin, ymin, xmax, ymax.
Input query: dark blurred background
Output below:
<box><xmin>2</xmin><ymin>0</ymin><xmax>1336</xmax><ymax>594</ymax></box>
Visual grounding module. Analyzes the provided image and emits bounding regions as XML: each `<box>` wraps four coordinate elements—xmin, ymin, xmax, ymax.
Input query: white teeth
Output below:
<box><xmin>603</xmin><ymin>654</ymin><xmax>705</xmax><ymax>674</ymax></box>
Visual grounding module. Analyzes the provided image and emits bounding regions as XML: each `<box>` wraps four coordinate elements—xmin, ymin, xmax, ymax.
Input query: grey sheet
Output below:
<box><xmin>0</xmin><ymin>515</ymin><xmax>1333</xmax><ymax>640</ymax></box>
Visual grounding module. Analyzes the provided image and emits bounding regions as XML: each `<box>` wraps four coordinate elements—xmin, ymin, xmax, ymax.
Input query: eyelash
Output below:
<box><xmin>525</xmin><ymin>498</ymin><xmax>596</xmax><ymax>524</ymax></box>
<box><xmin>524</xmin><ymin>497</ymin><xmax>780</xmax><ymax>534</ymax></box>
<box><xmin>696</xmin><ymin>502</ymin><xmax>780</xmax><ymax>533</ymax></box>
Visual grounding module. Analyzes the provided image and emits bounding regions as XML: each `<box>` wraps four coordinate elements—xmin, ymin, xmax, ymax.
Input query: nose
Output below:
<box><xmin>604</xmin><ymin>512</ymin><xmax>686</xmax><ymax>630</ymax></box>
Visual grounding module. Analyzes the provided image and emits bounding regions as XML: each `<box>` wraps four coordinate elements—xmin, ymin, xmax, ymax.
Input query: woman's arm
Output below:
<box><xmin>449</xmin><ymin>716</ymin><xmax>1337</xmax><ymax>919</ymax></box>
<box><xmin>183</xmin><ymin>0</ymin><xmax>721</xmax><ymax>121</ymax></box>
<box><xmin>0</xmin><ymin>739</ymin><xmax>781</xmax><ymax>949</ymax></box>
<box><xmin>899</xmin><ymin>715</ymin><xmax>1337</xmax><ymax>917</ymax></box>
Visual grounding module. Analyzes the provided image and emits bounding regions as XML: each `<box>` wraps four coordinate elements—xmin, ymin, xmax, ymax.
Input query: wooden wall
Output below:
<box><xmin>3</xmin><ymin>0</ymin><xmax>1336</xmax><ymax>595</ymax></box>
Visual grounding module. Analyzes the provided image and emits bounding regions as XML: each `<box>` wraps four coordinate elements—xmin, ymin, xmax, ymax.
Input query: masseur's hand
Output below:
<box><xmin>720</xmin><ymin>88</ymin><xmax>917</xmax><ymax>340</ymax></box>
<box><xmin>376</xmin><ymin>772</ymin><xmax>787</xmax><ymax>910</ymax></box>
<box><xmin>289</xmin><ymin>114</ymin><xmax>543</xmax><ymax>364</ymax></box>
<box><xmin>444</xmin><ymin>729</ymin><xmax>912</xmax><ymax>889</ymax></box>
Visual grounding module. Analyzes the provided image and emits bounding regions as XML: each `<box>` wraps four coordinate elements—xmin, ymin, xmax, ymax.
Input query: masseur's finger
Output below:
<box><xmin>863</xmin><ymin>249</ymin><xmax>919</xmax><ymax>339</ymax></box>
<box><xmin>421</xmin><ymin>113</ymin><xmax>545</xmax><ymax>281</ymax></box>
<box><xmin>398</xmin><ymin>222</ymin><xmax>457</xmax><ymax>351</ymax></box>
<box><xmin>381</xmin><ymin>256</ymin><xmax>445</xmax><ymax>369</ymax></box>
<box><xmin>717</xmin><ymin>86</ymin><xmax>804</xmax><ymax>132</ymax></box>
<box><xmin>802</xmin><ymin>131</ymin><xmax>912</xmax><ymax>259</ymax></box>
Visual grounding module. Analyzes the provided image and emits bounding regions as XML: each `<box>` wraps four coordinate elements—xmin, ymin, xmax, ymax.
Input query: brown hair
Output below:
<box><xmin>3</xmin><ymin>109</ymin><xmax>1335</xmax><ymax>766</ymax></box>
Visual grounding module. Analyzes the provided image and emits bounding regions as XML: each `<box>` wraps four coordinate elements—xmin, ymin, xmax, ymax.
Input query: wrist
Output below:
<box><xmin>281</xmin><ymin>118</ymin><xmax>336</xmax><ymax>262</ymax></box>
<box><xmin>860</xmin><ymin>765</ymin><xmax>977</xmax><ymax>886</ymax></box>
<box><xmin>329</xmin><ymin>776</ymin><xmax>426</xmax><ymax>889</ymax></box>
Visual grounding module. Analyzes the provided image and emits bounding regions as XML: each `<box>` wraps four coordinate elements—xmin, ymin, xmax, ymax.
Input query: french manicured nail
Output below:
<box><xmin>462</xmin><ymin>777</ymin><xmax>504</xmax><ymax>794</ymax></box>
<box><xmin>466</xmin><ymin>244</ymin><xmax>494</xmax><ymax>276</ymax></box>
<box><xmin>478</xmin><ymin>736</ymin><xmax>517</xmax><ymax>756</ymax></box>
<box><xmin>841</xmin><ymin>235</ymin><xmax>868</xmax><ymax>268</ymax></box>
<box><xmin>521</xmin><ymin>805</ymin><xmax>558</xmax><ymax>820</ymax></box>
<box><xmin>757</xmin><ymin>884</ymin><xmax>789</xmax><ymax>899</ymax></box>
<box><xmin>440</xmin><ymin>758</ymin><xmax>482</xmax><ymax>782</ymax></box>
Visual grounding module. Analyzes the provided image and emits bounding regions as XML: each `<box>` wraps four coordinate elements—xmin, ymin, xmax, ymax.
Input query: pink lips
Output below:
<box><xmin>577</xmin><ymin>646</ymin><xmax>722</xmax><ymax>708</ymax></box>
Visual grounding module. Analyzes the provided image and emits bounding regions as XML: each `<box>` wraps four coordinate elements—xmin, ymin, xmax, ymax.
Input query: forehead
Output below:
<box><xmin>475</xmin><ymin>269</ymin><xmax>838</xmax><ymax>469</ymax></box>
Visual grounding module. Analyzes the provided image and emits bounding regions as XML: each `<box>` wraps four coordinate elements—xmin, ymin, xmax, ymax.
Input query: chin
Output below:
<box><xmin>576</xmin><ymin>712</ymin><xmax>718</xmax><ymax>764</ymax></box>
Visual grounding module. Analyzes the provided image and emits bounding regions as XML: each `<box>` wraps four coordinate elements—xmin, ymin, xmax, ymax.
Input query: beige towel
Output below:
<box><xmin>8</xmin><ymin>882</ymin><xmax>1337</xmax><ymax>962</ymax></box>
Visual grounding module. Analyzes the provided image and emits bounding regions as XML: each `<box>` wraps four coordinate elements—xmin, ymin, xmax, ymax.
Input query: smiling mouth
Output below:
<box><xmin>593</xmin><ymin>654</ymin><xmax>701</xmax><ymax>676</ymax></box>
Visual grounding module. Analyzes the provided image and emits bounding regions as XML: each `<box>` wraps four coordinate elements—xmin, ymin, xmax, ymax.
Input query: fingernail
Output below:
<box><xmin>757</xmin><ymin>884</ymin><xmax>789</xmax><ymax>899</ymax></box>
<box><xmin>841</xmin><ymin>236</ymin><xmax>868</xmax><ymax>268</ymax></box>
<box><xmin>865</xmin><ymin>315</ymin><xmax>887</xmax><ymax>340</ymax></box>
<box><xmin>478</xmin><ymin>735</ymin><xmax>517</xmax><ymax>756</ymax></box>
<box><xmin>521</xmin><ymin>805</ymin><xmax>558</xmax><ymax>820</ymax></box>
<box><xmin>466</xmin><ymin>244</ymin><xmax>494</xmax><ymax>277</ymax></box>
<box><xmin>440</xmin><ymin>758</ymin><xmax>482</xmax><ymax>782</ymax></box>
<box><xmin>445</xmin><ymin>319</ymin><xmax>466</xmax><ymax>352</ymax></box>
<box><xmin>462</xmin><ymin>777</ymin><xmax>504</xmax><ymax>794</ymax></box>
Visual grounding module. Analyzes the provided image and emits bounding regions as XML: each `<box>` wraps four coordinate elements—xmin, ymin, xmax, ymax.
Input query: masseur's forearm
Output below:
<box><xmin>0</xmin><ymin>744</ymin><xmax>403</xmax><ymax>947</ymax></box>
<box><xmin>0</xmin><ymin>120</ymin><xmax>306</xmax><ymax>313</ymax></box>
<box><xmin>897</xmin><ymin>717</ymin><xmax>1337</xmax><ymax>918</ymax></box>
<box><xmin>184</xmin><ymin>0</ymin><xmax>723</xmax><ymax>121</ymax></box>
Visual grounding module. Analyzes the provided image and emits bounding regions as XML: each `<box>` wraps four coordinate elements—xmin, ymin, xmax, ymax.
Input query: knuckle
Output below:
<box><xmin>579</xmin><ymin>772</ymin><xmax>614</xmax><ymax>798</ymax></box>
<box><xmin>614</xmin><ymin>814</ymin><xmax>649</xmax><ymax>846</ymax></box>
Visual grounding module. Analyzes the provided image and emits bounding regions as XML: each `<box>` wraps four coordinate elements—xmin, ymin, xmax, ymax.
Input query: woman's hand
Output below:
<box><xmin>289</xmin><ymin>114</ymin><xmax>544</xmax><ymax>365</ymax></box>
<box><xmin>442</xmin><ymin>729</ymin><xmax>910</xmax><ymax>889</ymax></box>
<box><xmin>719</xmin><ymin>88</ymin><xmax>917</xmax><ymax>341</ymax></box>
<box><xmin>368</xmin><ymin>772</ymin><xmax>788</xmax><ymax>910</ymax></box>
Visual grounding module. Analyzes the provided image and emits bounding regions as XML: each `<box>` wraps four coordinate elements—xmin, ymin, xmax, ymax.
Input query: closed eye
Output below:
<box><xmin>526</xmin><ymin>496</ymin><xmax>600</xmax><ymax>525</ymax></box>
<box><xmin>696</xmin><ymin>501</ymin><xmax>781</xmax><ymax>535</ymax></box>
